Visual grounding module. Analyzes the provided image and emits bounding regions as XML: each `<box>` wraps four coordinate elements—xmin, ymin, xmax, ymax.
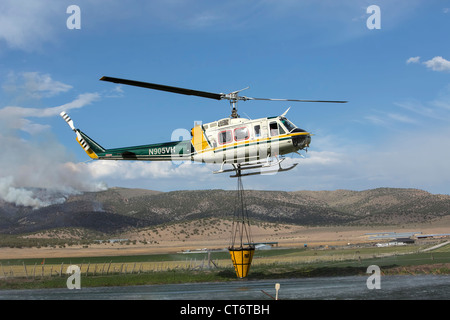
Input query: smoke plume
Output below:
<box><xmin>0</xmin><ymin>82</ymin><xmax>106</xmax><ymax>209</ymax></box>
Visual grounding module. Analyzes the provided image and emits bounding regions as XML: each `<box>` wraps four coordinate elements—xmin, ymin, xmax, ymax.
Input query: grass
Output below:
<box><xmin>1</xmin><ymin>243</ymin><xmax>449</xmax><ymax>290</ymax></box>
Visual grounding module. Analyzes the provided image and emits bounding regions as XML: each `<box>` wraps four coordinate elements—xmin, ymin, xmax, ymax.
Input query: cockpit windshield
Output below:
<box><xmin>280</xmin><ymin>117</ymin><xmax>297</xmax><ymax>132</ymax></box>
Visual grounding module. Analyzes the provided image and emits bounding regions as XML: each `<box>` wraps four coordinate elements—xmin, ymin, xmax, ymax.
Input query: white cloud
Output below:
<box><xmin>85</xmin><ymin>160</ymin><xmax>212</xmax><ymax>181</ymax></box>
<box><xmin>364</xmin><ymin>115</ymin><xmax>386</xmax><ymax>126</ymax></box>
<box><xmin>1</xmin><ymin>92</ymin><xmax>99</xmax><ymax>118</ymax></box>
<box><xmin>367</xmin><ymin>83</ymin><xmax>450</xmax><ymax>129</ymax></box>
<box><xmin>3</xmin><ymin>72</ymin><xmax>73</xmax><ymax>99</ymax></box>
<box><xmin>104</xmin><ymin>85</ymin><xmax>125</xmax><ymax>98</ymax></box>
<box><xmin>0</xmin><ymin>93</ymin><xmax>99</xmax><ymax>134</ymax></box>
<box><xmin>395</xmin><ymin>85</ymin><xmax>450</xmax><ymax>123</ymax></box>
<box><xmin>387</xmin><ymin>113</ymin><xmax>417</xmax><ymax>124</ymax></box>
<box><xmin>0</xmin><ymin>1</ymin><xmax>63</xmax><ymax>51</ymax></box>
<box><xmin>430</xmin><ymin>84</ymin><xmax>450</xmax><ymax>110</ymax></box>
<box><xmin>423</xmin><ymin>56</ymin><xmax>450</xmax><ymax>72</ymax></box>
<box><xmin>80</xmin><ymin>160</ymin><xmax>236</xmax><ymax>191</ymax></box>
<box><xmin>187</xmin><ymin>12</ymin><xmax>223</xmax><ymax>28</ymax></box>
<box><xmin>364</xmin><ymin>110</ymin><xmax>418</xmax><ymax>127</ymax></box>
<box><xmin>394</xmin><ymin>100</ymin><xmax>440</xmax><ymax>121</ymax></box>
<box><xmin>406</xmin><ymin>56</ymin><xmax>420</xmax><ymax>64</ymax></box>
<box><xmin>302</xmin><ymin>150</ymin><xmax>345</xmax><ymax>166</ymax></box>
<box><xmin>22</xmin><ymin>72</ymin><xmax>73</xmax><ymax>98</ymax></box>
<box><xmin>406</xmin><ymin>56</ymin><xmax>450</xmax><ymax>72</ymax></box>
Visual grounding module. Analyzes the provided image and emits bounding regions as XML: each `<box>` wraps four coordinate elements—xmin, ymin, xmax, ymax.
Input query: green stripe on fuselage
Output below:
<box><xmin>97</xmin><ymin>140</ymin><xmax>193</xmax><ymax>161</ymax></box>
<box><xmin>213</xmin><ymin>136</ymin><xmax>292</xmax><ymax>154</ymax></box>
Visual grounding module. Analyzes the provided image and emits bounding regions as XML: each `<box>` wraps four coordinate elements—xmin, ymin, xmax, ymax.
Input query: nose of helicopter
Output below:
<box><xmin>292</xmin><ymin>132</ymin><xmax>311</xmax><ymax>150</ymax></box>
<box><xmin>305</xmin><ymin>133</ymin><xmax>311</xmax><ymax>147</ymax></box>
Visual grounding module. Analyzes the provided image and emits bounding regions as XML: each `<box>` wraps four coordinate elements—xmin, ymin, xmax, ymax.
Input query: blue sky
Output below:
<box><xmin>1</xmin><ymin>0</ymin><xmax>450</xmax><ymax>199</ymax></box>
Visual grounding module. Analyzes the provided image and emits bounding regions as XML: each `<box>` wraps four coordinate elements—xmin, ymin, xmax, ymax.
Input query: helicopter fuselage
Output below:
<box><xmin>75</xmin><ymin>115</ymin><xmax>311</xmax><ymax>165</ymax></box>
<box><xmin>190</xmin><ymin>115</ymin><xmax>311</xmax><ymax>164</ymax></box>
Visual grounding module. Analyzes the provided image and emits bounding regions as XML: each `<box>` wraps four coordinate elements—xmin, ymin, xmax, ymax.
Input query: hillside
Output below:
<box><xmin>1</xmin><ymin>187</ymin><xmax>449</xmax><ymax>235</ymax></box>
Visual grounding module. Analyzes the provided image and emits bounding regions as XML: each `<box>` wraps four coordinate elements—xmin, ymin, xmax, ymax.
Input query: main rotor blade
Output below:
<box><xmin>100</xmin><ymin>76</ymin><xmax>223</xmax><ymax>100</ymax></box>
<box><xmin>243</xmin><ymin>97</ymin><xmax>347</xmax><ymax>103</ymax></box>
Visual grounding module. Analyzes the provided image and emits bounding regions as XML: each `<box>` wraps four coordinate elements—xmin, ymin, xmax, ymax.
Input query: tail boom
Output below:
<box><xmin>96</xmin><ymin>140</ymin><xmax>193</xmax><ymax>161</ymax></box>
<box><xmin>60</xmin><ymin>111</ymin><xmax>193</xmax><ymax>161</ymax></box>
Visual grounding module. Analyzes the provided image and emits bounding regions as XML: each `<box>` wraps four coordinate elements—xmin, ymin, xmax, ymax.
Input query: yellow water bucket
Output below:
<box><xmin>229</xmin><ymin>246</ymin><xmax>255</xmax><ymax>278</ymax></box>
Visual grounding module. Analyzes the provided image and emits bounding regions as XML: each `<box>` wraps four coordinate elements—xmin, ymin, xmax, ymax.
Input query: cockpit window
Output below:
<box><xmin>280</xmin><ymin>117</ymin><xmax>296</xmax><ymax>132</ymax></box>
<box><xmin>269</xmin><ymin>122</ymin><xmax>278</xmax><ymax>136</ymax></box>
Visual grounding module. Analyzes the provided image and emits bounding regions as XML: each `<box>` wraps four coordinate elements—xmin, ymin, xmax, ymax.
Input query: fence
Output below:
<box><xmin>2</xmin><ymin>245</ymin><xmax>448</xmax><ymax>280</ymax></box>
<box><xmin>0</xmin><ymin>257</ymin><xmax>231</xmax><ymax>280</ymax></box>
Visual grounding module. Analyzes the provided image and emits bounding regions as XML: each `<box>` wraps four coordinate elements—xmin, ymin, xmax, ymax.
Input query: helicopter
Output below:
<box><xmin>61</xmin><ymin>76</ymin><xmax>346</xmax><ymax>177</ymax></box>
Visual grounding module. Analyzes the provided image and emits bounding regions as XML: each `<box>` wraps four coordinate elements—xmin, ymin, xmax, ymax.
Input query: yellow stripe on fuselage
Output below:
<box><xmin>195</xmin><ymin>131</ymin><xmax>310</xmax><ymax>155</ymax></box>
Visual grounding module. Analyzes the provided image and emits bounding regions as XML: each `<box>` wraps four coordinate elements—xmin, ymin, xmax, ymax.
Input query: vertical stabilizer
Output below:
<box><xmin>60</xmin><ymin>111</ymin><xmax>103</xmax><ymax>159</ymax></box>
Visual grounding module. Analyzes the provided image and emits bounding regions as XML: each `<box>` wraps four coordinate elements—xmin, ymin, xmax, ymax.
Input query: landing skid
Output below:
<box><xmin>213</xmin><ymin>157</ymin><xmax>298</xmax><ymax>178</ymax></box>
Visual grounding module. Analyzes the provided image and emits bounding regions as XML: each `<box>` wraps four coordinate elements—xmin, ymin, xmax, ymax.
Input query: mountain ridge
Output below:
<box><xmin>1</xmin><ymin>187</ymin><xmax>449</xmax><ymax>235</ymax></box>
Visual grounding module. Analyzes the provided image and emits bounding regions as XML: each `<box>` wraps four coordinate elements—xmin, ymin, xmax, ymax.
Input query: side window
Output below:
<box><xmin>234</xmin><ymin>127</ymin><xmax>249</xmax><ymax>141</ymax></box>
<box><xmin>254</xmin><ymin>125</ymin><xmax>261</xmax><ymax>138</ymax></box>
<box><xmin>218</xmin><ymin>130</ymin><xmax>232</xmax><ymax>145</ymax></box>
<box><xmin>269</xmin><ymin>122</ymin><xmax>278</xmax><ymax>136</ymax></box>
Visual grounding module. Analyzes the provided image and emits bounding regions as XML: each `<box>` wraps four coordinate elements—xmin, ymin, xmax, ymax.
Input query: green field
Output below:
<box><xmin>1</xmin><ymin>242</ymin><xmax>449</xmax><ymax>290</ymax></box>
